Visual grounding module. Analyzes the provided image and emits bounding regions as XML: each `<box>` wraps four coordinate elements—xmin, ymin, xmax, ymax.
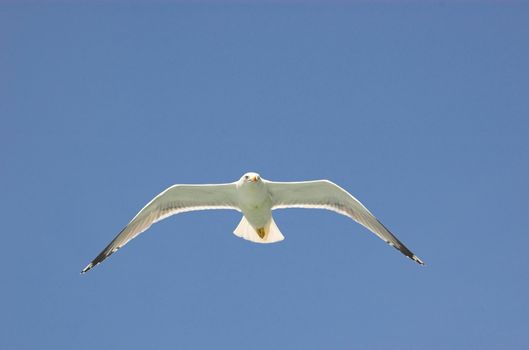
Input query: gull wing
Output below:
<box><xmin>266</xmin><ymin>180</ymin><xmax>424</xmax><ymax>265</ymax></box>
<box><xmin>82</xmin><ymin>183</ymin><xmax>239</xmax><ymax>273</ymax></box>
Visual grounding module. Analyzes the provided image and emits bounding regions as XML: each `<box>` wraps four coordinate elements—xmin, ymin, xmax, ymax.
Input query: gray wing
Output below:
<box><xmin>266</xmin><ymin>180</ymin><xmax>424</xmax><ymax>265</ymax></box>
<box><xmin>82</xmin><ymin>183</ymin><xmax>239</xmax><ymax>273</ymax></box>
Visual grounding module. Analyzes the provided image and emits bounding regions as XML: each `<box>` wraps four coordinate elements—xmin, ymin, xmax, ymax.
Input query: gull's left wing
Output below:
<box><xmin>82</xmin><ymin>183</ymin><xmax>239</xmax><ymax>273</ymax></box>
<box><xmin>266</xmin><ymin>180</ymin><xmax>424</xmax><ymax>265</ymax></box>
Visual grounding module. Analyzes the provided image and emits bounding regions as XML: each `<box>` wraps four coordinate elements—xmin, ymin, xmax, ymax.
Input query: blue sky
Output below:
<box><xmin>1</xmin><ymin>2</ymin><xmax>528</xmax><ymax>349</ymax></box>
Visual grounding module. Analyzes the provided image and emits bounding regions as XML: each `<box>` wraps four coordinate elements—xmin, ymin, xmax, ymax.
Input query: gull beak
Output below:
<box><xmin>251</xmin><ymin>176</ymin><xmax>258</xmax><ymax>182</ymax></box>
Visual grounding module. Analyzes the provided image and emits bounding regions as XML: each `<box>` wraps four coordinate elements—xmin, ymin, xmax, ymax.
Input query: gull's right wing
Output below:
<box><xmin>82</xmin><ymin>183</ymin><xmax>239</xmax><ymax>273</ymax></box>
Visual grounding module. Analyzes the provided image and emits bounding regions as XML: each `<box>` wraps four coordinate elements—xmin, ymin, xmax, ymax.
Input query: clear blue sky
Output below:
<box><xmin>1</xmin><ymin>2</ymin><xmax>528</xmax><ymax>349</ymax></box>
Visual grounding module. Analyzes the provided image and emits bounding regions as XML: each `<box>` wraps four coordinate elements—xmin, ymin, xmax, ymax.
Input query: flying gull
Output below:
<box><xmin>81</xmin><ymin>172</ymin><xmax>424</xmax><ymax>273</ymax></box>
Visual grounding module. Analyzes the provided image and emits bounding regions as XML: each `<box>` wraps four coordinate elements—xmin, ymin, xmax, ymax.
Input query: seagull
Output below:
<box><xmin>81</xmin><ymin>172</ymin><xmax>424</xmax><ymax>273</ymax></box>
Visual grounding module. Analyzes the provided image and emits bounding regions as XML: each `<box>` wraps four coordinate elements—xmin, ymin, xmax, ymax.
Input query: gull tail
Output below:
<box><xmin>233</xmin><ymin>216</ymin><xmax>284</xmax><ymax>244</ymax></box>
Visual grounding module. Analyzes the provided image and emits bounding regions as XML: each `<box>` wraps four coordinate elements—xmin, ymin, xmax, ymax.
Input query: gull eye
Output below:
<box><xmin>244</xmin><ymin>175</ymin><xmax>249</xmax><ymax>180</ymax></box>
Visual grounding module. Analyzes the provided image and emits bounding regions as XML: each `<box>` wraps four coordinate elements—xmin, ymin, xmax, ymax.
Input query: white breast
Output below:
<box><xmin>237</xmin><ymin>183</ymin><xmax>273</xmax><ymax>228</ymax></box>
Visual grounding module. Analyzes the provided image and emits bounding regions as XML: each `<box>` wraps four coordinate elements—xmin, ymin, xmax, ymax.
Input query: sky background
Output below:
<box><xmin>1</xmin><ymin>1</ymin><xmax>528</xmax><ymax>349</ymax></box>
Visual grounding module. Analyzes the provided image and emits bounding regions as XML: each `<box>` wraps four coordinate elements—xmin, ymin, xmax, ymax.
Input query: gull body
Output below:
<box><xmin>81</xmin><ymin>172</ymin><xmax>424</xmax><ymax>273</ymax></box>
<box><xmin>236</xmin><ymin>172</ymin><xmax>272</xmax><ymax>229</ymax></box>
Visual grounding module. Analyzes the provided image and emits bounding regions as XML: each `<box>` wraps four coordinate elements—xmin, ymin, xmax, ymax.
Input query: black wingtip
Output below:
<box><xmin>80</xmin><ymin>263</ymin><xmax>94</xmax><ymax>274</ymax></box>
<box><xmin>398</xmin><ymin>246</ymin><xmax>425</xmax><ymax>266</ymax></box>
<box><xmin>412</xmin><ymin>255</ymin><xmax>425</xmax><ymax>266</ymax></box>
<box><xmin>80</xmin><ymin>244</ymin><xmax>121</xmax><ymax>275</ymax></box>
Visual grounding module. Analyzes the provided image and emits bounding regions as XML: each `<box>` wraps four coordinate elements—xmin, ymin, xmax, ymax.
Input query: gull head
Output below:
<box><xmin>239</xmin><ymin>172</ymin><xmax>262</xmax><ymax>186</ymax></box>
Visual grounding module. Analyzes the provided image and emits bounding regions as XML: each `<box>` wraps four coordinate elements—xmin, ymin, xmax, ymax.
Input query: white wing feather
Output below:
<box><xmin>266</xmin><ymin>180</ymin><xmax>424</xmax><ymax>265</ymax></box>
<box><xmin>82</xmin><ymin>183</ymin><xmax>239</xmax><ymax>273</ymax></box>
